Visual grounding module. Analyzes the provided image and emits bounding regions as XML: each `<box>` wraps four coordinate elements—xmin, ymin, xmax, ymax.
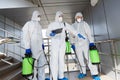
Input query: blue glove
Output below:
<box><xmin>25</xmin><ymin>49</ymin><xmax>32</xmax><ymax>56</ymax></box>
<box><xmin>78</xmin><ymin>34</ymin><xmax>85</xmax><ymax>39</ymax></box>
<box><xmin>78</xmin><ymin>73</ymin><xmax>87</xmax><ymax>79</ymax></box>
<box><xmin>89</xmin><ymin>43</ymin><xmax>95</xmax><ymax>47</ymax></box>
<box><xmin>50</xmin><ymin>32</ymin><xmax>56</xmax><ymax>36</ymax></box>
<box><xmin>42</xmin><ymin>44</ymin><xmax>45</xmax><ymax>50</ymax></box>
<box><xmin>92</xmin><ymin>75</ymin><xmax>101</xmax><ymax>80</ymax></box>
<box><xmin>71</xmin><ymin>44</ymin><xmax>75</xmax><ymax>52</ymax></box>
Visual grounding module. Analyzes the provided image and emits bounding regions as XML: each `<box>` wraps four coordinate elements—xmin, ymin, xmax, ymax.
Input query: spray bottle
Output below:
<box><xmin>65</xmin><ymin>30</ymin><xmax>71</xmax><ymax>55</ymax></box>
<box><xmin>66</xmin><ymin>40</ymin><xmax>71</xmax><ymax>54</ymax></box>
<box><xmin>22</xmin><ymin>54</ymin><xmax>34</xmax><ymax>77</ymax></box>
<box><xmin>90</xmin><ymin>45</ymin><xmax>100</xmax><ymax>64</ymax></box>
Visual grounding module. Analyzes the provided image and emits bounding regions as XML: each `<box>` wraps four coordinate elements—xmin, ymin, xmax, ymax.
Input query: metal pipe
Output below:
<box><xmin>42</xmin><ymin>1</ymin><xmax>89</xmax><ymax>4</ymax></box>
<box><xmin>95</xmin><ymin>40</ymin><xmax>113</xmax><ymax>43</ymax></box>
<box><xmin>99</xmin><ymin>52</ymin><xmax>113</xmax><ymax>56</ymax></box>
<box><xmin>1</xmin><ymin>59</ymin><xmax>13</xmax><ymax>65</ymax></box>
<box><xmin>0</xmin><ymin>28</ymin><xmax>21</xmax><ymax>39</ymax></box>
<box><xmin>4</xmin><ymin>48</ymin><xmax>22</xmax><ymax>57</ymax></box>
<box><xmin>95</xmin><ymin>39</ymin><xmax>120</xmax><ymax>43</ymax></box>
<box><xmin>111</xmin><ymin>41</ymin><xmax>118</xmax><ymax>80</ymax></box>
<box><xmin>37</xmin><ymin>0</ymin><xmax>50</xmax><ymax>24</ymax></box>
<box><xmin>40</xmin><ymin>3</ymin><xmax>89</xmax><ymax>7</ymax></box>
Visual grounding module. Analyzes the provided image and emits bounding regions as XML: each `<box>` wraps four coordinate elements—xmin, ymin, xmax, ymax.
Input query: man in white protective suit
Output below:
<box><xmin>22</xmin><ymin>10</ymin><xmax>46</xmax><ymax>80</ymax></box>
<box><xmin>71</xmin><ymin>12</ymin><xmax>101</xmax><ymax>80</ymax></box>
<box><xmin>46</xmin><ymin>11</ymin><xmax>85</xmax><ymax>80</ymax></box>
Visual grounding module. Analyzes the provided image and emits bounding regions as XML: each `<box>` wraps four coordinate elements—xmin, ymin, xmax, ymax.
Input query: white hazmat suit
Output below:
<box><xmin>46</xmin><ymin>11</ymin><xmax>81</xmax><ymax>80</ymax></box>
<box><xmin>72</xmin><ymin>12</ymin><xmax>99</xmax><ymax>75</ymax></box>
<box><xmin>22</xmin><ymin>11</ymin><xmax>46</xmax><ymax>80</ymax></box>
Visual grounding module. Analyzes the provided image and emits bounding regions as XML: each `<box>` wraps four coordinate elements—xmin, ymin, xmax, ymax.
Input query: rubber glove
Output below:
<box><xmin>25</xmin><ymin>49</ymin><xmax>32</xmax><ymax>56</ymax></box>
<box><xmin>50</xmin><ymin>32</ymin><xmax>56</xmax><ymax>36</ymax></box>
<box><xmin>78</xmin><ymin>34</ymin><xmax>85</xmax><ymax>39</ymax></box>
<box><xmin>89</xmin><ymin>43</ymin><xmax>95</xmax><ymax>47</ymax></box>
<box><xmin>71</xmin><ymin>44</ymin><xmax>75</xmax><ymax>52</ymax></box>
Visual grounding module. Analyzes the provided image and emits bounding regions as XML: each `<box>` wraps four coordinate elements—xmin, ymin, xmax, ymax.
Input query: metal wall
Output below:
<box><xmin>83</xmin><ymin>0</ymin><xmax>120</xmax><ymax>80</ymax></box>
<box><xmin>0</xmin><ymin>15</ymin><xmax>24</xmax><ymax>61</ymax></box>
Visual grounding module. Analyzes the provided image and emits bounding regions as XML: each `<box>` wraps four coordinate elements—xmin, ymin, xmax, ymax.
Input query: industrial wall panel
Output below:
<box><xmin>117</xmin><ymin>56</ymin><xmax>120</xmax><ymax>70</ymax></box>
<box><xmin>103</xmin><ymin>0</ymin><xmax>120</xmax><ymax>39</ymax></box>
<box><xmin>101</xmin><ymin>66</ymin><xmax>116</xmax><ymax>80</ymax></box>
<box><xmin>0</xmin><ymin>21</ymin><xmax>5</xmax><ymax>53</ymax></box>
<box><xmin>14</xmin><ymin>29</ymin><xmax>21</xmax><ymax>60</ymax></box>
<box><xmin>100</xmin><ymin>55</ymin><xmax>114</xmax><ymax>67</ymax></box>
<box><xmin>83</xmin><ymin>6</ymin><xmax>94</xmax><ymax>36</ymax></box>
<box><xmin>91</xmin><ymin>0</ymin><xmax>109</xmax><ymax>41</ymax></box>
<box><xmin>5</xmin><ymin>25</ymin><xmax>15</xmax><ymax>57</ymax></box>
<box><xmin>0</xmin><ymin>14</ymin><xmax>22</xmax><ymax>60</ymax></box>
<box><xmin>0</xmin><ymin>21</ymin><xmax>4</xmax><ymax>36</ymax></box>
<box><xmin>100</xmin><ymin>42</ymin><xmax>112</xmax><ymax>54</ymax></box>
<box><xmin>5</xmin><ymin>25</ymin><xmax>14</xmax><ymax>37</ymax></box>
<box><xmin>6</xmin><ymin>18</ymin><xmax>14</xmax><ymax>27</ymax></box>
<box><xmin>114</xmin><ymin>41</ymin><xmax>120</xmax><ymax>55</ymax></box>
<box><xmin>83</xmin><ymin>0</ymin><xmax>120</xmax><ymax>80</ymax></box>
<box><xmin>103</xmin><ymin>0</ymin><xmax>120</xmax><ymax>79</ymax></box>
<box><xmin>0</xmin><ymin>15</ymin><xmax>4</xmax><ymax>22</ymax></box>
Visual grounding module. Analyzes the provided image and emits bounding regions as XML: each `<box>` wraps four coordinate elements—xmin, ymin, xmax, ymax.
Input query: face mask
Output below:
<box><xmin>37</xmin><ymin>17</ymin><xmax>41</xmax><ymax>21</ymax></box>
<box><xmin>77</xmin><ymin>18</ymin><xmax>82</xmax><ymax>23</ymax></box>
<box><xmin>58</xmin><ymin>17</ymin><xmax>63</xmax><ymax>22</ymax></box>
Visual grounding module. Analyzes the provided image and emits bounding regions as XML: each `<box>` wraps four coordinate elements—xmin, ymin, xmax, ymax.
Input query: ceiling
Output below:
<box><xmin>0</xmin><ymin>0</ymin><xmax>90</xmax><ymax>29</ymax></box>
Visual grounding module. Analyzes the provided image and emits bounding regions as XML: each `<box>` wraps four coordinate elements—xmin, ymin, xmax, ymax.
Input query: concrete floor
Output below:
<box><xmin>66</xmin><ymin>71</ymin><xmax>114</xmax><ymax>80</ymax></box>
<box><xmin>46</xmin><ymin>71</ymin><xmax>114</xmax><ymax>80</ymax></box>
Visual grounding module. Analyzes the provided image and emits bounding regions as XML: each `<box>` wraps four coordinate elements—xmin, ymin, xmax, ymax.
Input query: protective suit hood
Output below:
<box><xmin>55</xmin><ymin>11</ymin><xmax>63</xmax><ymax>22</ymax></box>
<box><xmin>31</xmin><ymin>10</ymin><xmax>41</xmax><ymax>21</ymax></box>
<box><xmin>75</xmin><ymin>12</ymin><xmax>83</xmax><ymax>22</ymax></box>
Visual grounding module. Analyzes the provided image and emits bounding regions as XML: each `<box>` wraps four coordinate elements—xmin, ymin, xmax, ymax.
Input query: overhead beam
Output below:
<box><xmin>37</xmin><ymin>0</ymin><xmax>50</xmax><ymax>24</ymax></box>
<box><xmin>0</xmin><ymin>0</ymin><xmax>37</xmax><ymax>9</ymax></box>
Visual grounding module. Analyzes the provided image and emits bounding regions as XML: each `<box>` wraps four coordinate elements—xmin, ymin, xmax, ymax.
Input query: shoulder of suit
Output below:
<box><xmin>72</xmin><ymin>22</ymin><xmax>76</xmax><ymax>26</ymax></box>
<box><xmin>24</xmin><ymin>21</ymin><xmax>33</xmax><ymax>26</ymax></box>
<box><xmin>23</xmin><ymin>21</ymin><xmax>30</xmax><ymax>27</ymax></box>
<box><xmin>82</xmin><ymin>21</ymin><xmax>88</xmax><ymax>24</ymax></box>
<box><xmin>27</xmin><ymin>21</ymin><xmax>32</xmax><ymax>23</ymax></box>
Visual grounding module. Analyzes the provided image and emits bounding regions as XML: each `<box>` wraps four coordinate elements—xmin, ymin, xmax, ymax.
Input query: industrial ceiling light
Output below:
<box><xmin>90</xmin><ymin>0</ymin><xmax>99</xmax><ymax>6</ymax></box>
